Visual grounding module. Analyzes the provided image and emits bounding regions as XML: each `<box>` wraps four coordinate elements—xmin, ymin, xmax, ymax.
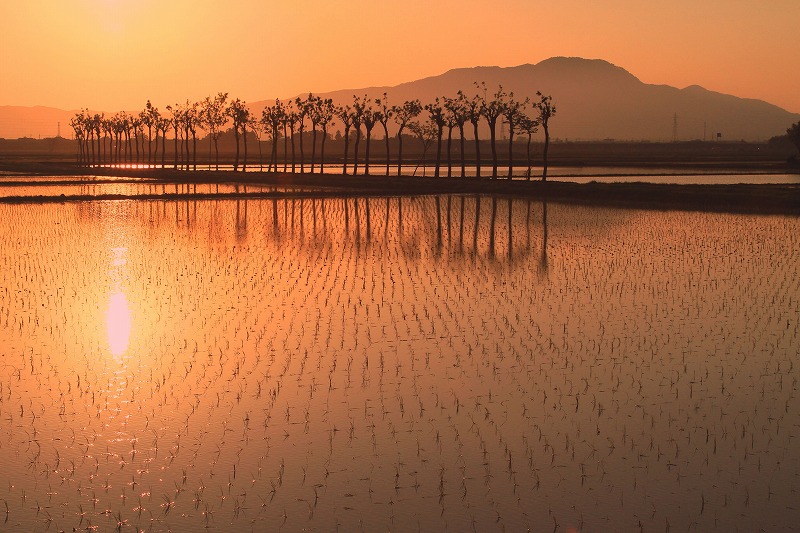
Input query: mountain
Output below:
<box><xmin>252</xmin><ymin>57</ymin><xmax>798</xmax><ymax>142</ymax></box>
<box><xmin>2</xmin><ymin>58</ymin><xmax>798</xmax><ymax>141</ymax></box>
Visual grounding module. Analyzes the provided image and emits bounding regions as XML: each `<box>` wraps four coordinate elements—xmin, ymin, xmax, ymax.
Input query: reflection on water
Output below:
<box><xmin>0</xmin><ymin>196</ymin><xmax>798</xmax><ymax>532</ymax></box>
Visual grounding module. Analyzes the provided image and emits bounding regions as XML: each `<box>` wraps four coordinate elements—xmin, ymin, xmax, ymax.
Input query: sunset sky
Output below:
<box><xmin>1</xmin><ymin>0</ymin><xmax>798</xmax><ymax>113</ymax></box>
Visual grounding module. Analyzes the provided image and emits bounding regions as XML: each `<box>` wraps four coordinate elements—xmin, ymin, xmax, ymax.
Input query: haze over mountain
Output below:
<box><xmin>2</xmin><ymin>58</ymin><xmax>797</xmax><ymax>142</ymax></box>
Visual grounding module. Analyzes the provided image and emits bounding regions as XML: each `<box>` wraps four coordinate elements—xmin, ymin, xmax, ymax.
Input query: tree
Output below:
<box><xmin>376</xmin><ymin>93</ymin><xmax>393</xmax><ymax>176</ymax></box>
<box><xmin>227</xmin><ymin>98</ymin><xmax>250</xmax><ymax>171</ymax></box>
<box><xmin>515</xmin><ymin>114</ymin><xmax>539</xmax><ymax>180</ymax></box>
<box><xmin>502</xmin><ymin>92</ymin><xmax>528</xmax><ymax>179</ymax></box>
<box><xmin>140</xmin><ymin>101</ymin><xmax>156</xmax><ymax>165</ymax></box>
<box><xmin>337</xmin><ymin>104</ymin><xmax>354</xmax><ymax>175</ymax></box>
<box><xmin>787</xmin><ymin>122</ymin><xmax>800</xmax><ymax>154</ymax></box>
<box><xmin>314</xmin><ymin>98</ymin><xmax>336</xmax><ymax>174</ymax></box>
<box><xmin>295</xmin><ymin>95</ymin><xmax>310</xmax><ymax>172</ymax></box>
<box><xmin>408</xmin><ymin>119</ymin><xmax>438</xmax><ymax>177</ymax></box>
<box><xmin>449</xmin><ymin>91</ymin><xmax>470</xmax><ymax>177</ymax></box>
<box><xmin>155</xmin><ymin>114</ymin><xmax>170</xmax><ymax>168</ymax></box>
<box><xmin>533</xmin><ymin>92</ymin><xmax>556</xmax><ymax>181</ymax></box>
<box><xmin>306</xmin><ymin>94</ymin><xmax>322</xmax><ymax>173</ymax></box>
<box><xmin>391</xmin><ymin>99</ymin><xmax>422</xmax><ymax>176</ymax></box>
<box><xmin>166</xmin><ymin>105</ymin><xmax>180</xmax><ymax>169</ymax></box>
<box><xmin>201</xmin><ymin>92</ymin><xmax>229</xmax><ymax>171</ymax></box>
<box><xmin>261</xmin><ymin>100</ymin><xmax>285</xmax><ymax>172</ymax></box>
<box><xmin>466</xmin><ymin>92</ymin><xmax>483</xmax><ymax>178</ymax></box>
<box><xmin>361</xmin><ymin>99</ymin><xmax>379</xmax><ymax>176</ymax></box>
<box><xmin>69</xmin><ymin>111</ymin><xmax>87</xmax><ymax>165</ymax></box>
<box><xmin>424</xmin><ymin>98</ymin><xmax>446</xmax><ymax>178</ymax></box>
<box><xmin>351</xmin><ymin>95</ymin><xmax>368</xmax><ymax>175</ymax></box>
<box><xmin>479</xmin><ymin>83</ymin><xmax>507</xmax><ymax>179</ymax></box>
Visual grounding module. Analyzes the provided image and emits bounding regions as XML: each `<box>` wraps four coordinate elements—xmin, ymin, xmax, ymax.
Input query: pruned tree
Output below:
<box><xmin>515</xmin><ymin>114</ymin><xmax>539</xmax><ymax>180</ymax></box>
<box><xmin>391</xmin><ymin>99</ymin><xmax>422</xmax><ymax>176</ymax></box>
<box><xmin>351</xmin><ymin>95</ymin><xmax>368</xmax><ymax>175</ymax></box>
<box><xmin>295</xmin><ymin>95</ymin><xmax>310</xmax><ymax>173</ymax></box>
<box><xmin>261</xmin><ymin>100</ymin><xmax>285</xmax><ymax>172</ymax></box>
<box><xmin>450</xmin><ymin>91</ymin><xmax>470</xmax><ymax>177</ymax></box>
<box><xmin>337</xmin><ymin>104</ymin><xmax>354</xmax><ymax>175</ymax></box>
<box><xmin>424</xmin><ymin>98</ymin><xmax>446</xmax><ymax>178</ymax></box>
<box><xmin>502</xmin><ymin>92</ymin><xmax>528</xmax><ymax>179</ymax></box>
<box><xmin>201</xmin><ymin>92</ymin><xmax>229</xmax><ymax>171</ymax></box>
<box><xmin>227</xmin><ymin>98</ymin><xmax>250</xmax><ymax>172</ymax></box>
<box><xmin>375</xmin><ymin>93</ymin><xmax>393</xmax><ymax>176</ymax></box>
<box><xmin>478</xmin><ymin>83</ymin><xmax>507</xmax><ymax>179</ymax></box>
<box><xmin>314</xmin><ymin>98</ymin><xmax>336</xmax><ymax>174</ymax></box>
<box><xmin>466</xmin><ymin>92</ymin><xmax>483</xmax><ymax>178</ymax></box>
<box><xmin>408</xmin><ymin>118</ymin><xmax>438</xmax><ymax>177</ymax></box>
<box><xmin>533</xmin><ymin>92</ymin><xmax>556</xmax><ymax>181</ymax></box>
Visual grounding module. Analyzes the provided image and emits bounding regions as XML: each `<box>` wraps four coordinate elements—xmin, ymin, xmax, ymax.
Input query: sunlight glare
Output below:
<box><xmin>107</xmin><ymin>290</ymin><xmax>131</xmax><ymax>356</ymax></box>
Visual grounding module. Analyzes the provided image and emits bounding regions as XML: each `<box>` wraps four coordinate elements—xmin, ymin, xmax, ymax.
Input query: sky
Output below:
<box><xmin>1</xmin><ymin>0</ymin><xmax>798</xmax><ymax>113</ymax></box>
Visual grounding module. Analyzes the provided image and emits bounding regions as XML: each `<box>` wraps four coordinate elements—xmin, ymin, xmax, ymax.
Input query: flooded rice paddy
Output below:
<box><xmin>1</xmin><ymin>193</ymin><xmax>798</xmax><ymax>532</ymax></box>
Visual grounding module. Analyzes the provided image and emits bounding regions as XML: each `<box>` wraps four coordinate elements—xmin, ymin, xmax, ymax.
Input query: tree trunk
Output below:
<box><xmin>364</xmin><ymin>129</ymin><xmax>371</xmax><ymax>176</ymax></box>
<box><xmin>342</xmin><ymin>126</ymin><xmax>350</xmax><ymax>175</ymax></box>
<box><xmin>353</xmin><ymin>128</ymin><xmax>361</xmax><ymax>176</ymax></box>
<box><xmin>507</xmin><ymin>125</ymin><xmax>514</xmax><ymax>179</ymax></box>
<box><xmin>320</xmin><ymin>127</ymin><xmax>327</xmax><ymax>173</ymax></box>
<box><xmin>434</xmin><ymin>126</ymin><xmax>443</xmax><ymax>178</ymax></box>
<box><xmin>310</xmin><ymin>126</ymin><xmax>317</xmax><ymax>173</ymax></box>
<box><xmin>446</xmin><ymin>125</ymin><xmax>453</xmax><ymax>178</ymax></box>
<box><xmin>243</xmin><ymin>126</ymin><xmax>248</xmax><ymax>172</ymax></box>
<box><xmin>397</xmin><ymin>129</ymin><xmax>404</xmax><ymax>176</ymax></box>
<box><xmin>542</xmin><ymin>124</ymin><xmax>550</xmax><ymax>182</ymax></box>
<box><xmin>472</xmin><ymin>120</ymin><xmax>481</xmax><ymax>178</ymax></box>
<box><xmin>489</xmin><ymin>120</ymin><xmax>497</xmax><ymax>178</ymax></box>
<box><xmin>458</xmin><ymin>124</ymin><xmax>466</xmax><ymax>177</ymax></box>
<box><xmin>383</xmin><ymin>123</ymin><xmax>390</xmax><ymax>176</ymax></box>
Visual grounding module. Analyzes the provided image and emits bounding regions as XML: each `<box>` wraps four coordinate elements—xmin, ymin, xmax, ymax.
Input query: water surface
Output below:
<box><xmin>0</xmin><ymin>196</ymin><xmax>798</xmax><ymax>532</ymax></box>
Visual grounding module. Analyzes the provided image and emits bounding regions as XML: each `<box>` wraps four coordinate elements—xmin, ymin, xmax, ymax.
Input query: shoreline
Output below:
<box><xmin>0</xmin><ymin>161</ymin><xmax>797</xmax><ymax>215</ymax></box>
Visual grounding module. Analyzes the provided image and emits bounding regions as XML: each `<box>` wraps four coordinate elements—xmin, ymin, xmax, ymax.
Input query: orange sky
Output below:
<box><xmin>1</xmin><ymin>0</ymin><xmax>798</xmax><ymax>113</ymax></box>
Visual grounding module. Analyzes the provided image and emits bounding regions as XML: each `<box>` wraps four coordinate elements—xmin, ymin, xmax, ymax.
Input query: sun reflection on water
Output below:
<box><xmin>106</xmin><ymin>247</ymin><xmax>131</xmax><ymax>358</ymax></box>
<box><xmin>106</xmin><ymin>290</ymin><xmax>131</xmax><ymax>356</ymax></box>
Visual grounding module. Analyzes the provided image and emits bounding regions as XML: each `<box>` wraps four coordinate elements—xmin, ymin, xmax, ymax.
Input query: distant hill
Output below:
<box><xmin>2</xmin><ymin>58</ymin><xmax>798</xmax><ymax>141</ymax></box>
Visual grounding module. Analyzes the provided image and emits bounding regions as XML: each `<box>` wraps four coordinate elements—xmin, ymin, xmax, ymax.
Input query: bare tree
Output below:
<box><xmin>515</xmin><ymin>114</ymin><xmax>539</xmax><ymax>180</ymax></box>
<box><xmin>479</xmin><ymin>83</ymin><xmax>507</xmax><ymax>179</ymax></box>
<box><xmin>466</xmin><ymin>92</ymin><xmax>483</xmax><ymax>178</ymax></box>
<box><xmin>351</xmin><ymin>95</ymin><xmax>368</xmax><ymax>175</ymax></box>
<box><xmin>337</xmin><ymin>104</ymin><xmax>354</xmax><ymax>175</ymax></box>
<box><xmin>424</xmin><ymin>98</ymin><xmax>446</xmax><ymax>178</ymax></box>
<box><xmin>375</xmin><ymin>93</ymin><xmax>393</xmax><ymax>176</ymax></box>
<box><xmin>533</xmin><ymin>92</ymin><xmax>556</xmax><ymax>181</ymax></box>
<box><xmin>408</xmin><ymin>119</ymin><xmax>438</xmax><ymax>177</ymax></box>
<box><xmin>261</xmin><ymin>100</ymin><xmax>284</xmax><ymax>172</ymax></box>
<box><xmin>314</xmin><ymin>98</ymin><xmax>336</xmax><ymax>173</ymax></box>
<box><xmin>391</xmin><ymin>99</ymin><xmax>422</xmax><ymax>176</ymax></box>
<box><xmin>201</xmin><ymin>92</ymin><xmax>229</xmax><ymax>170</ymax></box>
<box><xmin>502</xmin><ymin>92</ymin><xmax>528</xmax><ymax>179</ymax></box>
<box><xmin>227</xmin><ymin>98</ymin><xmax>250</xmax><ymax>171</ymax></box>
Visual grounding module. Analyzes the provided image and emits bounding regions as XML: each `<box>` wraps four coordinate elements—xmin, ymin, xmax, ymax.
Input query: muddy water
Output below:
<box><xmin>0</xmin><ymin>196</ymin><xmax>798</xmax><ymax>532</ymax></box>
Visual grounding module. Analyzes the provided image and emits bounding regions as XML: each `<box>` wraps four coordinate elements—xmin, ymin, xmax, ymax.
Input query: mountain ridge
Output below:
<box><xmin>1</xmin><ymin>57</ymin><xmax>797</xmax><ymax>142</ymax></box>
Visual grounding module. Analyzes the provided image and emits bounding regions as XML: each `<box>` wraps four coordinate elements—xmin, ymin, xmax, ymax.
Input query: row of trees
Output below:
<box><xmin>70</xmin><ymin>85</ymin><xmax>556</xmax><ymax>180</ymax></box>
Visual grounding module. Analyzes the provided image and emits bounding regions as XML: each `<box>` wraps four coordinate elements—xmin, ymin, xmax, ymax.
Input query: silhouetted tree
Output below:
<box><xmin>376</xmin><ymin>93</ymin><xmax>393</xmax><ymax>176</ymax></box>
<box><xmin>314</xmin><ymin>98</ymin><xmax>336</xmax><ymax>173</ymax></box>
<box><xmin>337</xmin><ymin>104</ymin><xmax>354</xmax><ymax>175</ymax></box>
<box><xmin>466</xmin><ymin>92</ymin><xmax>483</xmax><ymax>178</ymax></box>
<box><xmin>141</xmin><ymin>101</ymin><xmax>156</xmax><ymax>164</ymax></box>
<box><xmin>424</xmin><ymin>98</ymin><xmax>446</xmax><ymax>178</ymax></box>
<box><xmin>261</xmin><ymin>100</ymin><xmax>284</xmax><ymax>172</ymax></box>
<box><xmin>351</xmin><ymin>95</ymin><xmax>368</xmax><ymax>175</ymax></box>
<box><xmin>201</xmin><ymin>92</ymin><xmax>229</xmax><ymax>170</ymax></box>
<box><xmin>534</xmin><ymin>92</ymin><xmax>556</xmax><ymax>181</ymax></box>
<box><xmin>515</xmin><ymin>114</ymin><xmax>539</xmax><ymax>180</ymax></box>
<box><xmin>408</xmin><ymin>119</ymin><xmax>437</xmax><ymax>177</ymax></box>
<box><xmin>502</xmin><ymin>92</ymin><xmax>528</xmax><ymax>179</ymax></box>
<box><xmin>155</xmin><ymin>114</ymin><xmax>170</xmax><ymax>168</ymax></box>
<box><xmin>479</xmin><ymin>83</ymin><xmax>507</xmax><ymax>179</ymax></box>
<box><xmin>306</xmin><ymin>94</ymin><xmax>322</xmax><ymax>172</ymax></box>
<box><xmin>362</xmin><ymin>101</ymin><xmax>379</xmax><ymax>176</ymax></box>
<box><xmin>227</xmin><ymin>98</ymin><xmax>250</xmax><ymax>171</ymax></box>
<box><xmin>295</xmin><ymin>95</ymin><xmax>310</xmax><ymax>172</ymax></box>
<box><xmin>166</xmin><ymin>105</ymin><xmax>180</xmax><ymax>169</ymax></box>
<box><xmin>391</xmin><ymin>99</ymin><xmax>422</xmax><ymax>176</ymax></box>
<box><xmin>450</xmin><ymin>91</ymin><xmax>470</xmax><ymax>177</ymax></box>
